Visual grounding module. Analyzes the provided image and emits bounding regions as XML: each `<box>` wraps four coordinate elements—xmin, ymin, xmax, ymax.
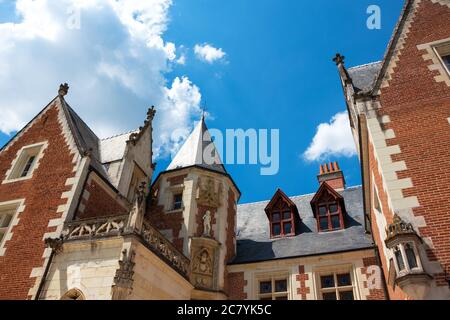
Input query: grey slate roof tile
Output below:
<box><xmin>233</xmin><ymin>186</ymin><xmax>374</xmax><ymax>264</ymax></box>
<box><xmin>348</xmin><ymin>62</ymin><xmax>382</xmax><ymax>94</ymax></box>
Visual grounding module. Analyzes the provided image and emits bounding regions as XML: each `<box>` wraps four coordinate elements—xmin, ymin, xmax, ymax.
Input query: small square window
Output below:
<box><xmin>319</xmin><ymin>206</ymin><xmax>327</xmax><ymax>216</ymax></box>
<box><xmin>173</xmin><ymin>193</ymin><xmax>183</xmax><ymax>210</ymax></box>
<box><xmin>272</xmin><ymin>212</ymin><xmax>280</xmax><ymax>222</ymax></box>
<box><xmin>321</xmin><ymin>275</ymin><xmax>335</xmax><ymax>288</ymax></box>
<box><xmin>322</xmin><ymin>292</ymin><xmax>337</xmax><ymax>300</ymax></box>
<box><xmin>275</xmin><ymin>279</ymin><xmax>287</xmax><ymax>292</ymax></box>
<box><xmin>259</xmin><ymin>281</ymin><xmax>272</xmax><ymax>294</ymax></box>
<box><xmin>258</xmin><ymin>277</ymin><xmax>289</xmax><ymax>300</ymax></box>
<box><xmin>5</xmin><ymin>143</ymin><xmax>46</xmax><ymax>182</ymax></box>
<box><xmin>329</xmin><ymin>204</ymin><xmax>338</xmax><ymax>213</ymax></box>
<box><xmin>319</xmin><ymin>272</ymin><xmax>354</xmax><ymax>301</ymax></box>
<box><xmin>272</xmin><ymin>223</ymin><xmax>281</xmax><ymax>236</ymax></box>
<box><xmin>442</xmin><ymin>55</ymin><xmax>450</xmax><ymax>72</ymax></box>
<box><xmin>282</xmin><ymin>211</ymin><xmax>291</xmax><ymax>220</ymax></box>
<box><xmin>283</xmin><ymin>222</ymin><xmax>292</xmax><ymax>235</ymax></box>
<box><xmin>0</xmin><ymin>204</ymin><xmax>19</xmax><ymax>246</ymax></box>
<box><xmin>331</xmin><ymin>215</ymin><xmax>341</xmax><ymax>229</ymax></box>
<box><xmin>319</xmin><ymin>217</ymin><xmax>328</xmax><ymax>231</ymax></box>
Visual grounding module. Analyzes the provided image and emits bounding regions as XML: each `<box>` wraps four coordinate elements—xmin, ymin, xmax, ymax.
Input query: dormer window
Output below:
<box><xmin>311</xmin><ymin>182</ymin><xmax>346</xmax><ymax>232</ymax></box>
<box><xmin>265</xmin><ymin>189</ymin><xmax>300</xmax><ymax>239</ymax></box>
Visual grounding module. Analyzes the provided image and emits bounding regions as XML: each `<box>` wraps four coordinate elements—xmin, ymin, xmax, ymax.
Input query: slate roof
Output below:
<box><xmin>232</xmin><ymin>186</ymin><xmax>374</xmax><ymax>264</ymax></box>
<box><xmin>60</xmin><ymin>97</ymin><xmax>133</xmax><ymax>184</ymax></box>
<box><xmin>347</xmin><ymin>61</ymin><xmax>382</xmax><ymax>94</ymax></box>
<box><xmin>100</xmin><ymin>131</ymin><xmax>137</xmax><ymax>163</ymax></box>
<box><xmin>167</xmin><ymin>116</ymin><xmax>226</xmax><ymax>174</ymax></box>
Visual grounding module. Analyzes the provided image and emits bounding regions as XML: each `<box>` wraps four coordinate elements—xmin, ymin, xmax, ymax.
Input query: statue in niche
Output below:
<box><xmin>202</xmin><ymin>210</ymin><xmax>212</xmax><ymax>237</ymax></box>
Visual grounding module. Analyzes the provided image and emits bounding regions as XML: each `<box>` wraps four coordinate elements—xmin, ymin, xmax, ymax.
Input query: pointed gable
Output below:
<box><xmin>264</xmin><ymin>189</ymin><xmax>301</xmax><ymax>238</ymax></box>
<box><xmin>310</xmin><ymin>182</ymin><xmax>347</xmax><ymax>232</ymax></box>
<box><xmin>167</xmin><ymin>117</ymin><xmax>226</xmax><ymax>174</ymax></box>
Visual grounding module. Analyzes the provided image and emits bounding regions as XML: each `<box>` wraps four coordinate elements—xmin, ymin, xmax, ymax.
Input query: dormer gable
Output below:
<box><xmin>310</xmin><ymin>182</ymin><xmax>347</xmax><ymax>232</ymax></box>
<box><xmin>264</xmin><ymin>189</ymin><xmax>300</xmax><ymax>239</ymax></box>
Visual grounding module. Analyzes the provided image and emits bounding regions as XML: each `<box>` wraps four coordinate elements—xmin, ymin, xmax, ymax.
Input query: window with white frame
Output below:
<box><xmin>392</xmin><ymin>242</ymin><xmax>422</xmax><ymax>276</ymax></box>
<box><xmin>5</xmin><ymin>143</ymin><xmax>46</xmax><ymax>182</ymax></box>
<box><xmin>0</xmin><ymin>204</ymin><xmax>18</xmax><ymax>246</ymax></box>
<box><xmin>434</xmin><ymin>42</ymin><xmax>450</xmax><ymax>75</ymax></box>
<box><xmin>257</xmin><ymin>277</ymin><xmax>289</xmax><ymax>300</ymax></box>
<box><xmin>318</xmin><ymin>272</ymin><xmax>355</xmax><ymax>300</ymax></box>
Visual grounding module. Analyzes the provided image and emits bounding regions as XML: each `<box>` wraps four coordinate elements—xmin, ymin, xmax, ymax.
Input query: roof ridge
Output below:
<box><xmin>238</xmin><ymin>185</ymin><xmax>362</xmax><ymax>207</ymax></box>
<box><xmin>348</xmin><ymin>61</ymin><xmax>382</xmax><ymax>70</ymax></box>
<box><xmin>101</xmin><ymin>129</ymin><xmax>138</xmax><ymax>141</ymax></box>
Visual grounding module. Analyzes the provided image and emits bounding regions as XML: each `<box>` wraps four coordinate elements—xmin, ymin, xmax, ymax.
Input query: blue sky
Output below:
<box><xmin>0</xmin><ymin>0</ymin><xmax>404</xmax><ymax>203</ymax></box>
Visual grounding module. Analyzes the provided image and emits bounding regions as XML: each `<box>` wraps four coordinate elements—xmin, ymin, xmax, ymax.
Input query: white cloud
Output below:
<box><xmin>153</xmin><ymin>76</ymin><xmax>202</xmax><ymax>159</ymax></box>
<box><xmin>194</xmin><ymin>43</ymin><xmax>225</xmax><ymax>63</ymax></box>
<box><xmin>0</xmin><ymin>0</ymin><xmax>202</xmax><ymax>159</ymax></box>
<box><xmin>303</xmin><ymin>112</ymin><xmax>357</xmax><ymax>162</ymax></box>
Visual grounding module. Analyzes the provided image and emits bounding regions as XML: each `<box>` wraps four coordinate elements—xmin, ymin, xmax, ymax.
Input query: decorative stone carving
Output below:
<box><xmin>141</xmin><ymin>221</ymin><xmax>190</xmax><ymax>277</ymax></box>
<box><xmin>44</xmin><ymin>236</ymin><xmax>64</xmax><ymax>254</ymax></box>
<box><xmin>190</xmin><ymin>237</ymin><xmax>220</xmax><ymax>291</ymax></box>
<box><xmin>58</xmin><ymin>83</ymin><xmax>69</xmax><ymax>97</ymax></box>
<box><xmin>112</xmin><ymin>249</ymin><xmax>135</xmax><ymax>300</ymax></box>
<box><xmin>126</xmin><ymin>182</ymin><xmax>146</xmax><ymax>233</ymax></box>
<box><xmin>63</xmin><ymin>215</ymin><xmax>128</xmax><ymax>240</ymax></box>
<box><xmin>196</xmin><ymin>177</ymin><xmax>223</xmax><ymax>208</ymax></box>
<box><xmin>128</xmin><ymin>106</ymin><xmax>156</xmax><ymax>146</ymax></box>
<box><xmin>202</xmin><ymin>211</ymin><xmax>212</xmax><ymax>237</ymax></box>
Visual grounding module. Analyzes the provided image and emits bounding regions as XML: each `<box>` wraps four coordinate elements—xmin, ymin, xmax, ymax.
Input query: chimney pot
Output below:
<box><xmin>317</xmin><ymin>161</ymin><xmax>346</xmax><ymax>190</ymax></box>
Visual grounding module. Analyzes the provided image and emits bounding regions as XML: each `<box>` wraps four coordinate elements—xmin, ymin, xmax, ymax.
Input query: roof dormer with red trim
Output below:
<box><xmin>310</xmin><ymin>181</ymin><xmax>347</xmax><ymax>232</ymax></box>
<box><xmin>264</xmin><ymin>189</ymin><xmax>301</xmax><ymax>239</ymax></box>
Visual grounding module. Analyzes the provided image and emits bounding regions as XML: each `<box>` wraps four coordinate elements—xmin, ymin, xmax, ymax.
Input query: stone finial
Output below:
<box><xmin>385</xmin><ymin>214</ymin><xmax>417</xmax><ymax>241</ymax></box>
<box><xmin>58</xmin><ymin>83</ymin><xmax>69</xmax><ymax>97</ymax></box>
<box><xmin>333</xmin><ymin>53</ymin><xmax>345</xmax><ymax>66</ymax></box>
<box><xmin>147</xmin><ymin>106</ymin><xmax>156</xmax><ymax>121</ymax></box>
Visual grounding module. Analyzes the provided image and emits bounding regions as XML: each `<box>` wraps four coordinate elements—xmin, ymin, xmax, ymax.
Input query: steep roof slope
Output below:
<box><xmin>233</xmin><ymin>186</ymin><xmax>374</xmax><ymax>264</ymax></box>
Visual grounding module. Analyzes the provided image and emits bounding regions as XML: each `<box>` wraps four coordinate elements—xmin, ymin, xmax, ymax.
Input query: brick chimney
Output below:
<box><xmin>317</xmin><ymin>162</ymin><xmax>346</xmax><ymax>190</ymax></box>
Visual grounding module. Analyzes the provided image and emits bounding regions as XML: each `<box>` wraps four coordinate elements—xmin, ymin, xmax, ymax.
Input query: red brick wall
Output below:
<box><xmin>227</xmin><ymin>272</ymin><xmax>247</xmax><ymax>300</ymax></box>
<box><xmin>0</xmin><ymin>103</ymin><xmax>76</xmax><ymax>299</ymax></box>
<box><xmin>369</xmin><ymin>141</ymin><xmax>408</xmax><ymax>300</ymax></box>
<box><xmin>75</xmin><ymin>177</ymin><xmax>127</xmax><ymax>220</ymax></box>
<box><xmin>377</xmin><ymin>0</ymin><xmax>450</xmax><ymax>292</ymax></box>
<box><xmin>296</xmin><ymin>265</ymin><xmax>310</xmax><ymax>300</ymax></box>
<box><xmin>362</xmin><ymin>256</ymin><xmax>387</xmax><ymax>300</ymax></box>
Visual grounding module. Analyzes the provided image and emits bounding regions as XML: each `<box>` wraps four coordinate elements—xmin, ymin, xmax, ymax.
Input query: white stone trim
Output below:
<box><xmin>417</xmin><ymin>36</ymin><xmax>450</xmax><ymax>87</ymax></box>
<box><xmin>2</xmin><ymin>141</ymin><xmax>49</xmax><ymax>184</ymax></box>
<box><xmin>0</xmin><ymin>199</ymin><xmax>26</xmax><ymax>256</ymax></box>
<box><xmin>379</xmin><ymin>0</ymin><xmax>423</xmax><ymax>90</ymax></box>
<box><xmin>27</xmin><ymin>101</ymin><xmax>89</xmax><ymax>299</ymax></box>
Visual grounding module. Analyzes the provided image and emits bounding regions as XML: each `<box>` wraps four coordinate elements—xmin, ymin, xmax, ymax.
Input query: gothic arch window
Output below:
<box><xmin>311</xmin><ymin>182</ymin><xmax>346</xmax><ymax>232</ymax></box>
<box><xmin>61</xmin><ymin>288</ymin><xmax>86</xmax><ymax>300</ymax></box>
<box><xmin>265</xmin><ymin>189</ymin><xmax>300</xmax><ymax>238</ymax></box>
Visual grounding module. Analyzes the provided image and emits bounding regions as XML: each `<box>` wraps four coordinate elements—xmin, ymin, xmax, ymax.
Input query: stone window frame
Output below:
<box><xmin>417</xmin><ymin>37</ymin><xmax>450</xmax><ymax>87</ymax></box>
<box><xmin>2</xmin><ymin>141</ymin><xmax>48</xmax><ymax>184</ymax></box>
<box><xmin>0</xmin><ymin>199</ymin><xmax>26</xmax><ymax>256</ymax></box>
<box><xmin>165</xmin><ymin>184</ymin><xmax>185</xmax><ymax>213</ymax></box>
<box><xmin>312</xmin><ymin>264</ymin><xmax>361</xmax><ymax>300</ymax></box>
<box><xmin>254</xmin><ymin>271</ymin><xmax>290</xmax><ymax>300</ymax></box>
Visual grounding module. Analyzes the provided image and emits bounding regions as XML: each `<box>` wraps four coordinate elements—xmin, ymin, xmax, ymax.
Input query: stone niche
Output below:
<box><xmin>190</xmin><ymin>237</ymin><xmax>220</xmax><ymax>291</ymax></box>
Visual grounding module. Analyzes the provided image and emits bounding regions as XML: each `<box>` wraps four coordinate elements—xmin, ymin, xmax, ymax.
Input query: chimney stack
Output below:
<box><xmin>317</xmin><ymin>162</ymin><xmax>346</xmax><ymax>190</ymax></box>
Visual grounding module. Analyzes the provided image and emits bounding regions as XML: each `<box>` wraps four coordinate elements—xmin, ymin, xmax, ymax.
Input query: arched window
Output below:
<box><xmin>61</xmin><ymin>288</ymin><xmax>85</xmax><ymax>300</ymax></box>
<box><xmin>265</xmin><ymin>189</ymin><xmax>300</xmax><ymax>239</ymax></box>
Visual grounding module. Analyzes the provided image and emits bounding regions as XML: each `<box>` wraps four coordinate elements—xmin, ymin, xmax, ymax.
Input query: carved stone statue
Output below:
<box><xmin>192</xmin><ymin>249</ymin><xmax>212</xmax><ymax>275</ymax></box>
<box><xmin>196</xmin><ymin>177</ymin><xmax>223</xmax><ymax>208</ymax></box>
<box><xmin>202</xmin><ymin>210</ymin><xmax>212</xmax><ymax>237</ymax></box>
